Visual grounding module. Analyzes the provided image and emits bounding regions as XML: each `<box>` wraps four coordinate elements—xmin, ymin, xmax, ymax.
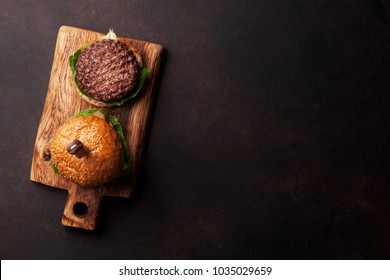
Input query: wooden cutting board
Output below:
<box><xmin>30</xmin><ymin>26</ymin><xmax>163</xmax><ymax>230</ymax></box>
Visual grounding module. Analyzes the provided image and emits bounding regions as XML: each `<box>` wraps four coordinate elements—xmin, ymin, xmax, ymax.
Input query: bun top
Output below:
<box><xmin>50</xmin><ymin>115</ymin><xmax>124</xmax><ymax>187</ymax></box>
<box><xmin>75</xmin><ymin>39</ymin><xmax>140</xmax><ymax>103</ymax></box>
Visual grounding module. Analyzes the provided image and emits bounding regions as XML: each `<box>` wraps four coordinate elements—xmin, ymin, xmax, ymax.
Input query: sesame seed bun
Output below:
<box><xmin>50</xmin><ymin>115</ymin><xmax>124</xmax><ymax>187</ymax></box>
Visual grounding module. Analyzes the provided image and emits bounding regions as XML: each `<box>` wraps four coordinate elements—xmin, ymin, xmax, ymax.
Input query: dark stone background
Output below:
<box><xmin>1</xmin><ymin>0</ymin><xmax>390</xmax><ymax>259</ymax></box>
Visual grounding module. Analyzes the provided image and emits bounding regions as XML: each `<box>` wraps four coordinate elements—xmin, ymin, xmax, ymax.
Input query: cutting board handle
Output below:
<box><xmin>62</xmin><ymin>185</ymin><xmax>104</xmax><ymax>230</ymax></box>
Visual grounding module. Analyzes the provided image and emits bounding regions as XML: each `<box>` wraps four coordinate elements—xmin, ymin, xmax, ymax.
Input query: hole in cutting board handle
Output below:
<box><xmin>73</xmin><ymin>202</ymin><xmax>88</xmax><ymax>217</ymax></box>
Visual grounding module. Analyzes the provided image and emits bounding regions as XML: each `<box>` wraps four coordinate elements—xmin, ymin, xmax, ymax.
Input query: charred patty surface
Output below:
<box><xmin>75</xmin><ymin>39</ymin><xmax>139</xmax><ymax>102</ymax></box>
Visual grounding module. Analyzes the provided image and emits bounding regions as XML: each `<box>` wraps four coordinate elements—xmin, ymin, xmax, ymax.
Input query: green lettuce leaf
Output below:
<box><xmin>68</xmin><ymin>44</ymin><xmax>149</xmax><ymax>106</ymax></box>
<box><xmin>51</xmin><ymin>162</ymin><xmax>59</xmax><ymax>174</ymax></box>
<box><xmin>100</xmin><ymin>29</ymin><xmax>118</xmax><ymax>40</ymax></box>
<box><xmin>108</xmin><ymin>114</ymin><xmax>131</xmax><ymax>175</ymax></box>
<box><xmin>71</xmin><ymin>108</ymin><xmax>106</xmax><ymax>118</ymax></box>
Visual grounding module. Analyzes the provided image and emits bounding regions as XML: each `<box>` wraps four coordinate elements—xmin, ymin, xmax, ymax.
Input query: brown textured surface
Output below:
<box><xmin>76</xmin><ymin>39</ymin><xmax>139</xmax><ymax>102</ymax></box>
<box><xmin>1</xmin><ymin>0</ymin><xmax>390</xmax><ymax>259</ymax></box>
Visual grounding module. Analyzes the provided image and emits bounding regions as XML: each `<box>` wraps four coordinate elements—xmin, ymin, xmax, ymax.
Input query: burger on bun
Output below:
<box><xmin>50</xmin><ymin>108</ymin><xmax>130</xmax><ymax>187</ymax></box>
<box><xmin>69</xmin><ymin>29</ymin><xmax>149</xmax><ymax>107</ymax></box>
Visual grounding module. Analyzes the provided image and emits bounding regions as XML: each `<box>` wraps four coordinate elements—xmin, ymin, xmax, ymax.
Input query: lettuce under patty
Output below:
<box><xmin>69</xmin><ymin>43</ymin><xmax>149</xmax><ymax>106</ymax></box>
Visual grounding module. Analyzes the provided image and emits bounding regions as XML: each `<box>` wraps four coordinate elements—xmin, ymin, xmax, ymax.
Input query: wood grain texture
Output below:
<box><xmin>30</xmin><ymin>26</ymin><xmax>163</xmax><ymax>230</ymax></box>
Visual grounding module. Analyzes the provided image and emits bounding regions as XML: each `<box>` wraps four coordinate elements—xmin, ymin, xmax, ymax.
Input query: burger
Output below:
<box><xmin>69</xmin><ymin>29</ymin><xmax>149</xmax><ymax>107</ymax></box>
<box><xmin>50</xmin><ymin>108</ymin><xmax>130</xmax><ymax>187</ymax></box>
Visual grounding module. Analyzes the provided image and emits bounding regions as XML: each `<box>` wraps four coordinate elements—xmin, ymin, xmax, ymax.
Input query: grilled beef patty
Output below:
<box><xmin>75</xmin><ymin>39</ymin><xmax>139</xmax><ymax>102</ymax></box>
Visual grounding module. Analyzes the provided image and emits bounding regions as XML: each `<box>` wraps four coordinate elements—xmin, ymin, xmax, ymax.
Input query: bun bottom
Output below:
<box><xmin>74</xmin><ymin>41</ymin><xmax>143</xmax><ymax>108</ymax></box>
<box><xmin>77</xmin><ymin>92</ymin><xmax>117</xmax><ymax>107</ymax></box>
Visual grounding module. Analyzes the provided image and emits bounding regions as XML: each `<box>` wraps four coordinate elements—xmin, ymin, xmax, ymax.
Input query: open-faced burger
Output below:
<box><xmin>50</xmin><ymin>108</ymin><xmax>130</xmax><ymax>187</ymax></box>
<box><xmin>69</xmin><ymin>29</ymin><xmax>149</xmax><ymax>107</ymax></box>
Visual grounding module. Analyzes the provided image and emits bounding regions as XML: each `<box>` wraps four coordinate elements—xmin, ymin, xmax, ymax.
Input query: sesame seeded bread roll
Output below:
<box><xmin>50</xmin><ymin>115</ymin><xmax>124</xmax><ymax>187</ymax></box>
